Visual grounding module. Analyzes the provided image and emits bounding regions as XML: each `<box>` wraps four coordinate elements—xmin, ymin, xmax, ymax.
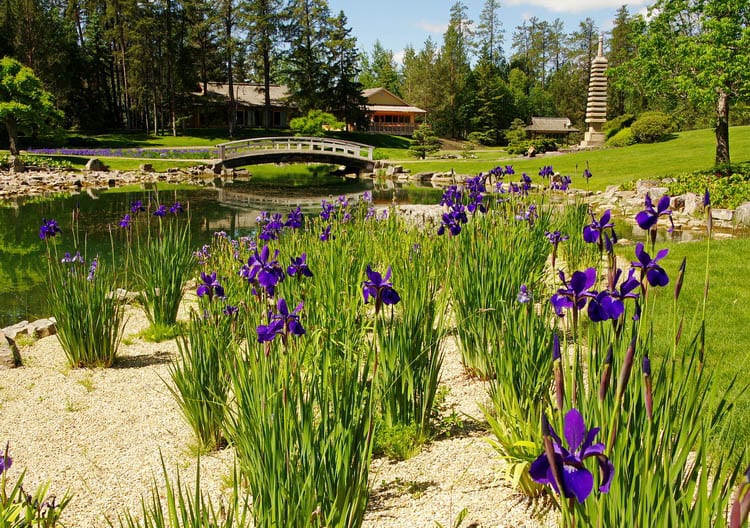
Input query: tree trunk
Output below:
<box><xmin>6</xmin><ymin>116</ymin><xmax>18</xmax><ymax>155</ymax></box>
<box><xmin>715</xmin><ymin>90</ymin><xmax>730</xmax><ymax>165</ymax></box>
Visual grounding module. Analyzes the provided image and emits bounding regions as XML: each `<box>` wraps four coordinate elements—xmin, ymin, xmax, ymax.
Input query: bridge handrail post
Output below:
<box><xmin>368</xmin><ymin>147</ymin><xmax>373</xmax><ymax>160</ymax></box>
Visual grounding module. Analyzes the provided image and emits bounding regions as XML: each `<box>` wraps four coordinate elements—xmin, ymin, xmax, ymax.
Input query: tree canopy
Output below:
<box><xmin>0</xmin><ymin>57</ymin><xmax>62</xmax><ymax>155</ymax></box>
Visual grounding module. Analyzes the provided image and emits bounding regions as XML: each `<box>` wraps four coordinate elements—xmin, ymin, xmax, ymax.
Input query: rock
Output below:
<box><xmin>2</xmin><ymin>320</ymin><xmax>29</xmax><ymax>340</ymax></box>
<box><xmin>139</xmin><ymin>163</ymin><xmax>154</xmax><ymax>172</ymax></box>
<box><xmin>712</xmin><ymin>208</ymin><xmax>734</xmax><ymax>222</ymax></box>
<box><xmin>385</xmin><ymin>165</ymin><xmax>403</xmax><ymax>177</ymax></box>
<box><xmin>735</xmin><ymin>202</ymin><xmax>750</xmax><ymax>226</ymax></box>
<box><xmin>29</xmin><ymin>318</ymin><xmax>57</xmax><ymax>339</ymax></box>
<box><xmin>682</xmin><ymin>193</ymin><xmax>701</xmax><ymax>216</ymax></box>
<box><xmin>412</xmin><ymin>172</ymin><xmax>434</xmax><ymax>182</ymax></box>
<box><xmin>9</xmin><ymin>155</ymin><xmax>25</xmax><ymax>173</ymax></box>
<box><xmin>0</xmin><ymin>330</ymin><xmax>20</xmax><ymax>369</ymax></box>
<box><xmin>603</xmin><ymin>185</ymin><xmax>620</xmax><ymax>199</ymax></box>
<box><xmin>672</xmin><ymin>194</ymin><xmax>686</xmax><ymax>211</ymax></box>
<box><xmin>85</xmin><ymin>158</ymin><xmax>108</xmax><ymax>171</ymax></box>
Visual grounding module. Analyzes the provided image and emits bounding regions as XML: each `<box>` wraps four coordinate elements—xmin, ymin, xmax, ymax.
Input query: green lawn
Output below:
<box><xmin>395</xmin><ymin>126</ymin><xmax>750</xmax><ymax>191</ymax></box>
<box><xmin>647</xmin><ymin>236</ymin><xmax>750</xmax><ymax>460</ymax></box>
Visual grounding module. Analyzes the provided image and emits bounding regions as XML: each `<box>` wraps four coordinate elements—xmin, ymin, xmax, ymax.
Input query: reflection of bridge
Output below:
<box><xmin>215</xmin><ymin>188</ymin><xmax>370</xmax><ymax>209</ymax></box>
<box><xmin>213</xmin><ymin>137</ymin><xmax>376</xmax><ymax>173</ymax></box>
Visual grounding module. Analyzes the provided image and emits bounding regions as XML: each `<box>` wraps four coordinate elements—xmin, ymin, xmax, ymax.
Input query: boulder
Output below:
<box><xmin>85</xmin><ymin>158</ymin><xmax>108</xmax><ymax>171</ymax></box>
<box><xmin>412</xmin><ymin>172</ymin><xmax>434</xmax><ymax>182</ymax></box>
<box><xmin>0</xmin><ymin>330</ymin><xmax>20</xmax><ymax>369</ymax></box>
<box><xmin>139</xmin><ymin>163</ymin><xmax>154</xmax><ymax>172</ymax></box>
<box><xmin>9</xmin><ymin>155</ymin><xmax>25</xmax><ymax>173</ymax></box>
<box><xmin>735</xmin><ymin>202</ymin><xmax>750</xmax><ymax>226</ymax></box>
<box><xmin>712</xmin><ymin>208</ymin><xmax>734</xmax><ymax>222</ymax></box>
<box><xmin>29</xmin><ymin>318</ymin><xmax>57</xmax><ymax>339</ymax></box>
<box><xmin>2</xmin><ymin>320</ymin><xmax>29</xmax><ymax>340</ymax></box>
<box><xmin>682</xmin><ymin>193</ymin><xmax>701</xmax><ymax>216</ymax></box>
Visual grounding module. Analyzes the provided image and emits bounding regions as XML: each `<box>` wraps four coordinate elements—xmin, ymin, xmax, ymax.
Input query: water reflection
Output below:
<box><xmin>0</xmin><ymin>176</ymin><xmax>443</xmax><ymax>327</ymax></box>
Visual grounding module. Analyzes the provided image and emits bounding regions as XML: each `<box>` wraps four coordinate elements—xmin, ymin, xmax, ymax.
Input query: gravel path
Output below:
<box><xmin>0</xmin><ymin>309</ymin><xmax>554</xmax><ymax>528</ymax></box>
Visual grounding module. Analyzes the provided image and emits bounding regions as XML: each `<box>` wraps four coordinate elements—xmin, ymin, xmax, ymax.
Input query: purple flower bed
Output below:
<box><xmin>26</xmin><ymin>147</ymin><xmax>216</xmax><ymax>159</ymax></box>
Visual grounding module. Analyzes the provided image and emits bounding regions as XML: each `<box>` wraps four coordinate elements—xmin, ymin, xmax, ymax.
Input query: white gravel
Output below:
<box><xmin>0</xmin><ymin>310</ymin><xmax>555</xmax><ymax>528</ymax></box>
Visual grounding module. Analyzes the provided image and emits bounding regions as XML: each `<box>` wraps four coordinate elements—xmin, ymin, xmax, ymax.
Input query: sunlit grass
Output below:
<box><xmin>395</xmin><ymin>126</ymin><xmax>750</xmax><ymax>191</ymax></box>
<box><xmin>647</xmin><ymin>236</ymin><xmax>750</xmax><ymax>460</ymax></box>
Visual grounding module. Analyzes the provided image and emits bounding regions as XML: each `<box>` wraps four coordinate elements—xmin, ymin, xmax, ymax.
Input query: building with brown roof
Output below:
<box><xmin>189</xmin><ymin>83</ymin><xmax>292</xmax><ymax>129</ymax></box>
<box><xmin>362</xmin><ymin>87</ymin><xmax>426</xmax><ymax>135</ymax></box>
<box><xmin>525</xmin><ymin>117</ymin><xmax>579</xmax><ymax>145</ymax></box>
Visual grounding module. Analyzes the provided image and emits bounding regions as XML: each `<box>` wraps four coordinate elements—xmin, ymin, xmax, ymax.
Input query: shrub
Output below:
<box><xmin>631</xmin><ymin>111</ymin><xmax>673</xmax><ymax>143</ymax></box>
<box><xmin>603</xmin><ymin>114</ymin><xmax>635</xmax><ymax>139</ymax></box>
<box><xmin>606</xmin><ymin>127</ymin><xmax>636</xmax><ymax>147</ymax></box>
<box><xmin>467</xmin><ymin>130</ymin><xmax>496</xmax><ymax>146</ymax></box>
<box><xmin>667</xmin><ymin>162</ymin><xmax>750</xmax><ymax>209</ymax></box>
<box><xmin>289</xmin><ymin>109</ymin><xmax>344</xmax><ymax>136</ymax></box>
<box><xmin>409</xmin><ymin>124</ymin><xmax>441</xmax><ymax>159</ymax></box>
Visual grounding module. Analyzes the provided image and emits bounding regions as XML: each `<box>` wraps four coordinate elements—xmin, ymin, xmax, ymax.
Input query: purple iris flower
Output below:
<box><xmin>153</xmin><ymin>204</ymin><xmax>168</xmax><ymax>217</ymax></box>
<box><xmin>636</xmin><ymin>193</ymin><xmax>674</xmax><ymax>232</ymax></box>
<box><xmin>583</xmin><ymin>167</ymin><xmax>592</xmax><ymax>179</ymax></box>
<box><xmin>169</xmin><ymin>202</ymin><xmax>184</xmax><ymax>214</ymax></box>
<box><xmin>284</xmin><ymin>206</ymin><xmax>303</xmax><ymax>229</ymax></box>
<box><xmin>320</xmin><ymin>200</ymin><xmax>336</xmax><ymax>221</ymax></box>
<box><xmin>39</xmin><ymin>218</ymin><xmax>62</xmax><ymax>240</ymax></box>
<box><xmin>87</xmin><ymin>258</ymin><xmax>98</xmax><ymax>281</ymax></box>
<box><xmin>0</xmin><ymin>448</ymin><xmax>11</xmax><ymax>475</ymax></box>
<box><xmin>550</xmin><ymin>268</ymin><xmax>597</xmax><ymax>317</ymax></box>
<box><xmin>362</xmin><ymin>265</ymin><xmax>401</xmax><ymax>314</ymax></box>
<box><xmin>223</xmin><ymin>304</ymin><xmax>239</xmax><ymax>316</ymax></box>
<box><xmin>583</xmin><ymin>209</ymin><xmax>615</xmax><ymax>244</ymax></box>
<box><xmin>440</xmin><ymin>185</ymin><xmax>462</xmax><ymax>207</ymax></box>
<box><xmin>256</xmin><ymin>298</ymin><xmax>305</xmax><ymax>344</ymax></box>
<box><xmin>61</xmin><ymin>251</ymin><xmax>84</xmax><ymax>264</ymax></box>
<box><xmin>545</xmin><ymin>231</ymin><xmax>569</xmax><ymax>247</ymax></box>
<box><xmin>320</xmin><ymin>224</ymin><xmax>334</xmax><ymax>241</ymax></box>
<box><xmin>362</xmin><ymin>191</ymin><xmax>373</xmax><ymax>203</ymax></box>
<box><xmin>131</xmin><ymin>200</ymin><xmax>146</xmax><ymax>214</ymax></box>
<box><xmin>504</xmin><ymin>165</ymin><xmax>515</xmax><ymax>176</ymax></box>
<box><xmin>379</xmin><ymin>209</ymin><xmax>388</xmax><ymax>221</ymax></box>
<box><xmin>588</xmin><ymin>268</ymin><xmax>640</xmax><ymax>322</ymax></box>
<box><xmin>256</xmin><ymin>211</ymin><xmax>270</xmax><ymax>224</ymax></box>
<box><xmin>530</xmin><ymin>409</ymin><xmax>614</xmax><ymax>503</ymax></box>
<box><xmin>287</xmin><ymin>253</ymin><xmax>313</xmax><ymax>279</ymax></box>
<box><xmin>517</xmin><ymin>284</ymin><xmax>531</xmax><ymax>304</ymax></box>
<box><xmin>196</xmin><ymin>271</ymin><xmax>225</xmax><ymax>301</ymax></box>
<box><xmin>539</xmin><ymin>165</ymin><xmax>554</xmax><ymax>178</ymax></box>
<box><xmin>552</xmin><ymin>175</ymin><xmax>572</xmax><ymax>191</ymax></box>
<box><xmin>365</xmin><ymin>207</ymin><xmax>376</xmax><ymax>220</ymax></box>
<box><xmin>632</xmin><ymin>243</ymin><xmax>670</xmax><ymax>287</ymax></box>
<box><xmin>241</xmin><ymin>245</ymin><xmax>285</xmax><ymax>296</ymax></box>
<box><xmin>438</xmin><ymin>204</ymin><xmax>468</xmax><ymax>236</ymax></box>
<box><xmin>193</xmin><ymin>245</ymin><xmax>211</xmax><ymax>265</ymax></box>
<box><xmin>259</xmin><ymin>223</ymin><xmax>279</xmax><ymax>241</ymax></box>
<box><xmin>119</xmin><ymin>214</ymin><xmax>132</xmax><ymax>228</ymax></box>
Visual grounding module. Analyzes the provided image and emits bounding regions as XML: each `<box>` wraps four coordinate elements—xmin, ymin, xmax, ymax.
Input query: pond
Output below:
<box><xmin>0</xmin><ymin>174</ymin><xmax>444</xmax><ymax>328</ymax></box>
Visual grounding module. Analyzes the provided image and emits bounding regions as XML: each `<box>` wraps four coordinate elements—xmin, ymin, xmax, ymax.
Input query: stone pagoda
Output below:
<box><xmin>580</xmin><ymin>35</ymin><xmax>608</xmax><ymax>148</ymax></box>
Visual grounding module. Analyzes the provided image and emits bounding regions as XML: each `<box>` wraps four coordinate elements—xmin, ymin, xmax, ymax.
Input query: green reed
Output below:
<box><xmin>130</xmin><ymin>203</ymin><xmax>195</xmax><ymax>327</ymax></box>
<box><xmin>225</xmin><ymin>324</ymin><xmax>374</xmax><ymax>528</ymax></box>
<box><xmin>449</xmin><ymin>201</ymin><xmax>550</xmax><ymax>378</ymax></box>
<box><xmin>168</xmin><ymin>308</ymin><xmax>235</xmax><ymax>453</ymax></box>
<box><xmin>483</xmin><ymin>299</ymin><xmax>553</xmax><ymax>495</ymax></box>
<box><xmin>108</xmin><ymin>457</ymin><xmax>250</xmax><ymax>528</ymax></box>
<box><xmin>374</xmin><ymin>231</ymin><xmax>448</xmax><ymax>441</ymax></box>
<box><xmin>46</xmin><ymin>254</ymin><xmax>126</xmax><ymax>368</ymax></box>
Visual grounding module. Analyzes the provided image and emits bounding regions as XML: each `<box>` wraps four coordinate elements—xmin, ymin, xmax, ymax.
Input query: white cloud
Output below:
<box><xmin>393</xmin><ymin>49</ymin><xmax>406</xmax><ymax>65</ymax></box>
<box><xmin>416</xmin><ymin>20</ymin><xmax>449</xmax><ymax>34</ymax></box>
<box><xmin>506</xmin><ymin>0</ymin><xmax>649</xmax><ymax>13</ymax></box>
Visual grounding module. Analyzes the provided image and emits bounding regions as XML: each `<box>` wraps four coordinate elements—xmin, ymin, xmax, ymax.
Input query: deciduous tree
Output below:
<box><xmin>0</xmin><ymin>57</ymin><xmax>63</xmax><ymax>155</ymax></box>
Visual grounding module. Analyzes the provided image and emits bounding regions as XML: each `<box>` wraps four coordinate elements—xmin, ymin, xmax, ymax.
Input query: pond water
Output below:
<box><xmin>0</xmin><ymin>175</ymin><xmax>443</xmax><ymax>328</ymax></box>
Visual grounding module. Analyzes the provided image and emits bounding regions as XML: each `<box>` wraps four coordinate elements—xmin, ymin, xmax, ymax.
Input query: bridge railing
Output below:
<box><xmin>217</xmin><ymin>137</ymin><xmax>374</xmax><ymax>162</ymax></box>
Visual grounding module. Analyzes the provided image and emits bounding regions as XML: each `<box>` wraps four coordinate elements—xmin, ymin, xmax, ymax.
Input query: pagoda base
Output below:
<box><xmin>579</xmin><ymin>130</ymin><xmax>606</xmax><ymax>149</ymax></box>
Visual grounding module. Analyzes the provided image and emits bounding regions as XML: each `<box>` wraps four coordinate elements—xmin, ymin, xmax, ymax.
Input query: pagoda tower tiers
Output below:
<box><xmin>580</xmin><ymin>35</ymin><xmax>608</xmax><ymax>148</ymax></box>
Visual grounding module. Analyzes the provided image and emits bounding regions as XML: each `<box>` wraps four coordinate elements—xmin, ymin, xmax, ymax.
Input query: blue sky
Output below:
<box><xmin>328</xmin><ymin>0</ymin><xmax>651</xmax><ymax>63</ymax></box>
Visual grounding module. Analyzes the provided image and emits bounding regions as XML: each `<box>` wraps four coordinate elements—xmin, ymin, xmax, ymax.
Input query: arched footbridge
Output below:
<box><xmin>213</xmin><ymin>137</ymin><xmax>376</xmax><ymax>173</ymax></box>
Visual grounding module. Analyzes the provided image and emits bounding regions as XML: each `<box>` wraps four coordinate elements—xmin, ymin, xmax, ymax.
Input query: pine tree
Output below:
<box><xmin>324</xmin><ymin>10</ymin><xmax>367</xmax><ymax>128</ymax></box>
<box><xmin>243</xmin><ymin>0</ymin><xmax>283</xmax><ymax>128</ymax></box>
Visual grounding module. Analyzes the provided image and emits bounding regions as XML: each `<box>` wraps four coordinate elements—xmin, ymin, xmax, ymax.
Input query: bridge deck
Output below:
<box><xmin>217</xmin><ymin>136</ymin><xmax>374</xmax><ymax>162</ymax></box>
